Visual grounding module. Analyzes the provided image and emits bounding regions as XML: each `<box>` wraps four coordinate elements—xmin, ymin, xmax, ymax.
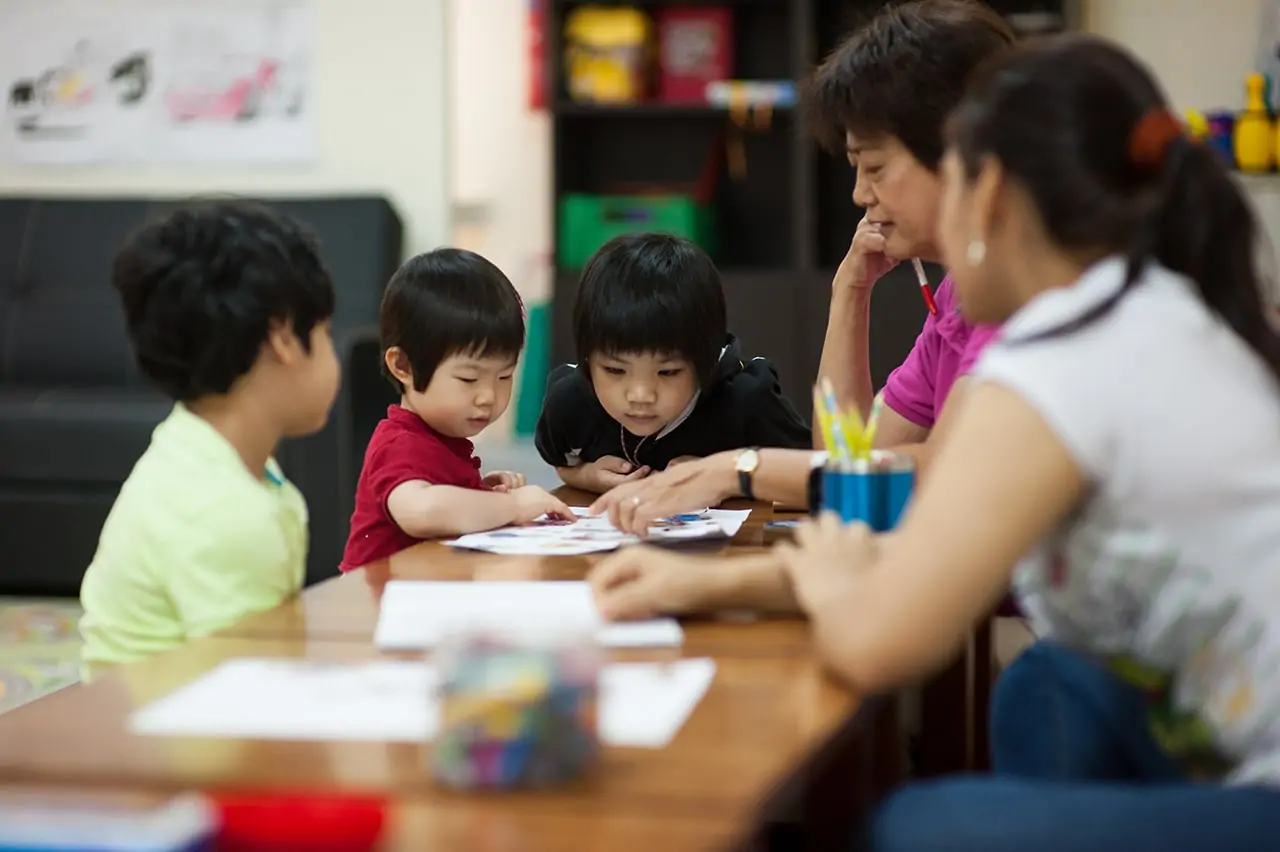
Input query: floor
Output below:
<box><xmin>475</xmin><ymin>438</ymin><xmax>561</xmax><ymax>490</ymax></box>
<box><xmin>0</xmin><ymin>598</ymin><xmax>82</xmax><ymax>715</ymax></box>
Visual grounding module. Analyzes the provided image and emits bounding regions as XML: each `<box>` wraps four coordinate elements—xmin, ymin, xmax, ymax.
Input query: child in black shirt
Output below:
<box><xmin>535</xmin><ymin>233</ymin><xmax>810</xmax><ymax>494</ymax></box>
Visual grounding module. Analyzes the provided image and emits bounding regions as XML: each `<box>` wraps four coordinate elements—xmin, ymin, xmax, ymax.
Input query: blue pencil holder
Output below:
<box><xmin>818</xmin><ymin>452</ymin><xmax>916</xmax><ymax>531</ymax></box>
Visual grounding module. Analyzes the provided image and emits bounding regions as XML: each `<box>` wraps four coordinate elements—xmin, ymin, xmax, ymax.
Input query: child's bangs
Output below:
<box><xmin>585</xmin><ymin>302</ymin><xmax>699</xmax><ymax>363</ymax></box>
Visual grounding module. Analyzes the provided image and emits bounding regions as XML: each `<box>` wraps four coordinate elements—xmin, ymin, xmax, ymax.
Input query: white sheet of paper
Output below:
<box><xmin>129</xmin><ymin>657</ymin><xmax>716</xmax><ymax>749</ymax></box>
<box><xmin>373</xmin><ymin>580</ymin><xmax>683</xmax><ymax>651</ymax></box>
<box><xmin>445</xmin><ymin>508</ymin><xmax>751</xmax><ymax>556</ymax></box>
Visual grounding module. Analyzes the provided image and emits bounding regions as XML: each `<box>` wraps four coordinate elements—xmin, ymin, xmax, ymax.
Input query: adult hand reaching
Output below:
<box><xmin>775</xmin><ymin>513</ymin><xmax>877</xmax><ymax>616</ymax></box>
<box><xmin>588</xmin><ymin>548</ymin><xmax>721</xmax><ymax>621</ymax></box>
<box><xmin>589</xmin><ymin>451</ymin><xmax>739</xmax><ymax>536</ymax></box>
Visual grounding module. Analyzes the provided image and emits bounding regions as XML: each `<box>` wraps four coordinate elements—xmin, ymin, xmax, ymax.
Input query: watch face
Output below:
<box><xmin>738</xmin><ymin>449</ymin><xmax>760</xmax><ymax>472</ymax></box>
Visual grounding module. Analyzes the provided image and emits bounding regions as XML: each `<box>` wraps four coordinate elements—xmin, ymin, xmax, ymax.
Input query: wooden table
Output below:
<box><xmin>0</xmin><ymin>631</ymin><xmax>864</xmax><ymax>850</ymax></box>
<box><xmin>0</xmin><ymin>494</ymin><xmax>970</xmax><ymax>848</ymax></box>
<box><xmin>225</xmin><ymin>552</ymin><xmax>818</xmax><ymax>658</ymax></box>
<box><xmin>223</xmin><ymin>493</ymin><xmax>986</xmax><ymax>780</ymax></box>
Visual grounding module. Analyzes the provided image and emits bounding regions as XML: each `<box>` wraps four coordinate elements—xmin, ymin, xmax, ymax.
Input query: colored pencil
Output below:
<box><xmin>912</xmin><ymin>258</ymin><xmax>938</xmax><ymax>316</ymax></box>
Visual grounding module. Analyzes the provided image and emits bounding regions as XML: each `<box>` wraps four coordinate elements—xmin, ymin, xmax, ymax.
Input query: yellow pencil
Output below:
<box><xmin>863</xmin><ymin>392</ymin><xmax>885</xmax><ymax>455</ymax></box>
<box><xmin>813</xmin><ymin>386</ymin><xmax>838</xmax><ymax>454</ymax></box>
<box><xmin>817</xmin><ymin>379</ymin><xmax>853</xmax><ymax>459</ymax></box>
<box><xmin>836</xmin><ymin>389</ymin><xmax>866</xmax><ymax>459</ymax></box>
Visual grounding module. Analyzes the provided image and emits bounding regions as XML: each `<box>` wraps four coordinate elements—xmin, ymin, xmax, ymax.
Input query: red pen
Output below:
<box><xmin>911</xmin><ymin>258</ymin><xmax>938</xmax><ymax>316</ymax></box>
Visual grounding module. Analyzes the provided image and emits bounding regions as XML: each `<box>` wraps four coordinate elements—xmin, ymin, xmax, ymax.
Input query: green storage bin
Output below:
<box><xmin>558</xmin><ymin>193</ymin><xmax>715</xmax><ymax>269</ymax></box>
<box><xmin>514</xmin><ymin>300</ymin><xmax>551</xmax><ymax>437</ymax></box>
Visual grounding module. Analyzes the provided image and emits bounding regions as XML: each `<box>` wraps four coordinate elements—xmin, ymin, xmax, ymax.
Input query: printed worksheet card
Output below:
<box><xmin>445</xmin><ymin>508</ymin><xmax>751</xmax><ymax>556</ymax></box>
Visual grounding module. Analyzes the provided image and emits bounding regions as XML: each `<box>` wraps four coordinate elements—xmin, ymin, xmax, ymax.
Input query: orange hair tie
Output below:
<box><xmin>1128</xmin><ymin>108</ymin><xmax>1185</xmax><ymax>174</ymax></box>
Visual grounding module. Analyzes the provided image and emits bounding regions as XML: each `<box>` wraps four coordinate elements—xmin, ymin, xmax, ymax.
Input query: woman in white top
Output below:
<box><xmin>777</xmin><ymin>34</ymin><xmax>1280</xmax><ymax>848</ymax></box>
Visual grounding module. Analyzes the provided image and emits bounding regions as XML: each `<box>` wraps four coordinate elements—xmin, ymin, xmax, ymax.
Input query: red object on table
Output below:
<box><xmin>212</xmin><ymin>792</ymin><xmax>387</xmax><ymax>851</ymax></box>
<box><xmin>657</xmin><ymin>6</ymin><xmax>733</xmax><ymax>104</ymax></box>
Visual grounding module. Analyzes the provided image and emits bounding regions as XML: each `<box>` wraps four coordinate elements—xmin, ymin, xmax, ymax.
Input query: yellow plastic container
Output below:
<box><xmin>1235</xmin><ymin>72</ymin><xmax>1274</xmax><ymax>173</ymax></box>
<box><xmin>1185</xmin><ymin>109</ymin><xmax>1209</xmax><ymax>141</ymax></box>
<box><xmin>564</xmin><ymin>6</ymin><xmax>652</xmax><ymax>104</ymax></box>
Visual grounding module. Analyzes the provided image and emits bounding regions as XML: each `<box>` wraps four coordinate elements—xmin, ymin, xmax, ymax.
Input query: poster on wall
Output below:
<box><xmin>0</xmin><ymin>1</ymin><xmax>157</xmax><ymax>163</ymax></box>
<box><xmin>0</xmin><ymin>0</ymin><xmax>315</xmax><ymax>165</ymax></box>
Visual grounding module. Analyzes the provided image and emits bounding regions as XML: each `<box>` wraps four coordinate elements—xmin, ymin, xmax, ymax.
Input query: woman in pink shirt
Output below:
<box><xmin>586</xmin><ymin>3</ymin><xmax>1014</xmax><ymax>614</ymax></box>
<box><xmin>808</xmin><ymin>0</ymin><xmax>1008</xmax><ymax>466</ymax></box>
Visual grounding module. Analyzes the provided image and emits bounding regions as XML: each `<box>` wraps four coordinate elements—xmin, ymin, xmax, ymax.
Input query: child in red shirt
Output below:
<box><xmin>340</xmin><ymin>249</ymin><xmax>570</xmax><ymax>570</ymax></box>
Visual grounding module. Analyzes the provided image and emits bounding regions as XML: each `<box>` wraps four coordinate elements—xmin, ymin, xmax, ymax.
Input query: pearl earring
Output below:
<box><xmin>967</xmin><ymin>239</ymin><xmax>987</xmax><ymax>266</ymax></box>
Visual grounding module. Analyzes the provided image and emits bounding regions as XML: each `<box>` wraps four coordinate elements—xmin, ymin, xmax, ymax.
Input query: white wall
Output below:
<box><xmin>1083</xmin><ymin>0</ymin><xmax>1263</xmax><ymax>111</ymax></box>
<box><xmin>447</xmin><ymin>0</ymin><xmax>552</xmax><ymax>304</ymax></box>
<box><xmin>0</xmin><ymin>0</ymin><xmax>452</xmax><ymax>257</ymax></box>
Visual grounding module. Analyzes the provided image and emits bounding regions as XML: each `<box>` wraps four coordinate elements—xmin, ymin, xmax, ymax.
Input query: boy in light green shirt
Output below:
<box><xmin>80</xmin><ymin>202</ymin><xmax>340</xmax><ymax>676</ymax></box>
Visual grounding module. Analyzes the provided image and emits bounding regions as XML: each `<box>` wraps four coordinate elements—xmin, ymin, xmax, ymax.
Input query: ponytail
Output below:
<box><xmin>1014</xmin><ymin>107</ymin><xmax>1280</xmax><ymax>383</ymax></box>
<box><xmin>1132</xmin><ymin>137</ymin><xmax>1280</xmax><ymax>385</ymax></box>
<box><xmin>951</xmin><ymin>36</ymin><xmax>1280</xmax><ymax>373</ymax></box>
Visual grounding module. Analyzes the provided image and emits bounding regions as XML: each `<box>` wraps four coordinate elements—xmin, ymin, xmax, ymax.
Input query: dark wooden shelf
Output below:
<box><xmin>555</xmin><ymin>264</ymin><xmax>796</xmax><ymax>276</ymax></box>
<box><xmin>546</xmin><ymin>0</ymin><xmax>1078</xmax><ymax>404</ymax></box>
<box><xmin>555</xmin><ymin>101</ymin><xmax>795</xmax><ymax>118</ymax></box>
<box><xmin>555</xmin><ymin>0</ymin><xmax>788</xmax><ymax>6</ymax></box>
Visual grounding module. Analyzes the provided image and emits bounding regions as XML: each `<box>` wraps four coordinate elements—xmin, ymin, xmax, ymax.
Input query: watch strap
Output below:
<box><xmin>737</xmin><ymin>447</ymin><xmax>760</xmax><ymax>501</ymax></box>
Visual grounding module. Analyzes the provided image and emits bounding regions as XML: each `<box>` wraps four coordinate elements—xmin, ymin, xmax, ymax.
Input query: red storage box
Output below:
<box><xmin>657</xmin><ymin>7</ymin><xmax>733</xmax><ymax>104</ymax></box>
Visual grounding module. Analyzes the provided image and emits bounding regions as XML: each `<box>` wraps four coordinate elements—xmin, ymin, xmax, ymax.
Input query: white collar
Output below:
<box><xmin>1000</xmin><ymin>255</ymin><xmax>1149</xmax><ymax>343</ymax></box>
<box><xmin>653</xmin><ymin>390</ymin><xmax>700</xmax><ymax>441</ymax></box>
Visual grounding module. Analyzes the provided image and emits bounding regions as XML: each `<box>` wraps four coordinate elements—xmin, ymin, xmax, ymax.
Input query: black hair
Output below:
<box><xmin>573</xmin><ymin>233</ymin><xmax>727</xmax><ymax>388</ymax></box>
<box><xmin>948</xmin><ymin>34</ymin><xmax>1280</xmax><ymax>384</ymax></box>
<box><xmin>804</xmin><ymin>0</ymin><xmax>1015</xmax><ymax>170</ymax></box>
<box><xmin>379</xmin><ymin>248</ymin><xmax>525</xmax><ymax>393</ymax></box>
<box><xmin>112</xmin><ymin>201</ymin><xmax>334</xmax><ymax>402</ymax></box>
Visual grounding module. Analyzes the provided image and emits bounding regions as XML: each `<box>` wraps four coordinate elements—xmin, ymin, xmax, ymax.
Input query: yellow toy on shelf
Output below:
<box><xmin>1184</xmin><ymin>109</ymin><xmax>1209</xmax><ymax>141</ymax></box>
<box><xmin>563</xmin><ymin>5</ymin><xmax>652</xmax><ymax>104</ymax></box>
<box><xmin>1235</xmin><ymin>72</ymin><xmax>1274</xmax><ymax>173</ymax></box>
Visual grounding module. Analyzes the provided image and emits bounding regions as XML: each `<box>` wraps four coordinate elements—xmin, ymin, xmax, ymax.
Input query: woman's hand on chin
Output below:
<box><xmin>589</xmin><ymin>451</ymin><xmax>739</xmax><ymax>535</ymax></box>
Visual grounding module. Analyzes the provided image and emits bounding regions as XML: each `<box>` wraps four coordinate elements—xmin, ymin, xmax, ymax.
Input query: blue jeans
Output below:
<box><xmin>860</xmin><ymin>642</ymin><xmax>1280</xmax><ymax>850</ymax></box>
<box><xmin>989</xmin><ymin>639</ymin><xmax>1182</xmax><ymax>781</ymax></box>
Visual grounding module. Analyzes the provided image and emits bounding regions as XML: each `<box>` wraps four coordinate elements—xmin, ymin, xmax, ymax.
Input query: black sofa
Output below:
<box><xmin>0</xmin><ymin>195</ymin><xmax>403</xmax><ymax>597</ymax></box>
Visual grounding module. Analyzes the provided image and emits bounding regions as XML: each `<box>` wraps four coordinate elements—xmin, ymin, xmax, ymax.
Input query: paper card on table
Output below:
<box><xmin>373</xmin><ymin>580</ymin><xmax>684</xmax><ymax>651</ymax></box>
<box><xmin>0</xmin><ymin>793</ymin><xmax>213</xmax><ymax>851</ymax></box>
<box><xmin>444</xmin><ymin>507</ymin><xmax>751</xmax><ymax>556</ymax></box>
<box><xmin>129</xmin><ymin>657</ymin><xmax>717</xmax><ymax>749</ymax></box>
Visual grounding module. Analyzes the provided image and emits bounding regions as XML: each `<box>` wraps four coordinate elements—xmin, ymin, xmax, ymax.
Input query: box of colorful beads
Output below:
<box><xmin>430</xmin><ymin>627</ymin><xmax>602</xmax><ymax>790</ymax></box>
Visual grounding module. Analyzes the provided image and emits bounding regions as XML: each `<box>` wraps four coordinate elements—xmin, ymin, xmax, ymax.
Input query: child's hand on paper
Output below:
<box><xmin>581</xmin><ymin>456</ymin><xmax>650</xmax><ymax>493</ymax></box>
<box><xmin>834</xmin><ymin>213</ymin><xmax>900</xmax><ymax>293</ymax></box>
<box><xmin>775</xmin><ymin>512</ymin><xmax>877</xmax><ymax>616</ymax></box>
<box><xmin>483</xmin><ymin>470</ymin><xmax>527</xmax><ymax>492</ymax></box>
<box><xmin>511</xmin><ymin>485</ymin><xmax>573</xmax><ymax>524</ymax></box>
<box><xmin>588</xmin><ymin>547</ymin><xmax>717</xmax><ymax>621</ymax></box>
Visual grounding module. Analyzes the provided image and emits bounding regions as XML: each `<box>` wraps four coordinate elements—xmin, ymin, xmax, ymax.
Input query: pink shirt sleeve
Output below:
<box><xmin>882</xmin><ymin>318</ymin><xmax>942</xmax><ymax>429</ymax></box>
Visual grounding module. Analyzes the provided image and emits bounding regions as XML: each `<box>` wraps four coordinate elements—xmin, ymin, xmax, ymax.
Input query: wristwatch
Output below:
<box><xmin>735</xmin><ymin>447</ymin><xmax>761</xmax><ymax>501</ymax></box>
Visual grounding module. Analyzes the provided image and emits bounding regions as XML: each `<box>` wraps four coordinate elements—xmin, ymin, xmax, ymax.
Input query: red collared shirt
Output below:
<box><xmin>340</xmin><ymin>405</ymin><xmax>485</xmax><ymax>571</ymax></box>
